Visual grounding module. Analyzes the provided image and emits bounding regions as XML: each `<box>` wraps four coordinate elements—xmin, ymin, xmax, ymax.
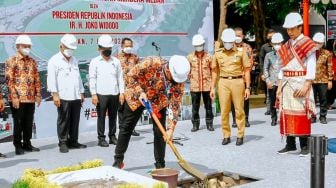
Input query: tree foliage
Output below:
<box><xmin>231</xmin><ymin>0</ymin><xmax>334</xmax><ymax>49</ymax></box>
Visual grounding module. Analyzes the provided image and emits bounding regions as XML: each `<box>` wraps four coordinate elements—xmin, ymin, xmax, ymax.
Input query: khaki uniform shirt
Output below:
<box><xmin>212</xmin><ymin>47</ymin><xmax>250</xmax><ymax>77</ymax></box>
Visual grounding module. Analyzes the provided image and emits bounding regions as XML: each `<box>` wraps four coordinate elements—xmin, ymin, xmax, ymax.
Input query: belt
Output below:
<box><xmin>283</xmin><ymin>71</ymin><xmax>306</xmax><ymax>77</ymax></box>
<box><xmin>220</xmin><ymin>76</ymin><xmax>243</xmax><ymax>79</ymax></box>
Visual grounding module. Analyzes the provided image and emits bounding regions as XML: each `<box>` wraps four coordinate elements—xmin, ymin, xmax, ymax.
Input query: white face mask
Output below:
<box><xmin>235</xmin><ymin>37</ymin><xmax>243</xmax><ymax>44</ymax></box>
<box><xmin>224</xmin><ymin>42</ymin><xmax>234</xmax><ymax>50</ymax></box>
<box><xmin>273</xmin><ymin>45</ymin><xmax>281</xmax><ymax>51</ymax></box>
<box><xmin>123</xmin><ymin>47</ymin><xmax>133</xmax><ymax>54</ymax></box>
<box><xmin>20</xmin><ymin>48</ymin><xmax>30</xmax><ymax>56</ymax></box>
<box><xmin>63</xmin><ymin>49</ymin><xmax>73</xmax><ymax>58</ymax></box>
<box><xmin>195</xmin><ymin>46</ymin><xmax>204</xmax><ymax>52</ymax></box>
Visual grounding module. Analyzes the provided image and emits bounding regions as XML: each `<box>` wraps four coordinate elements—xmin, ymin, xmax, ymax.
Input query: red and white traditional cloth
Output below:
<box><xmin>277</xmin><ymin>34</ymin><xmax>317</xmax><ymax>136</ymax></box>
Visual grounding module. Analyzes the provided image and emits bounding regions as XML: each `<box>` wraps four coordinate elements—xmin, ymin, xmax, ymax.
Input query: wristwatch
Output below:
<box><xmin>246</xmin><ymin>87</ymin><xmax>251</xmax><ymax>90</ymax></box>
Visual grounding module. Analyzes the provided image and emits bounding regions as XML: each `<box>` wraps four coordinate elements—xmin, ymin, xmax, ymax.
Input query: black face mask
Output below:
<box><xmin>102</xmin><ymin>49</ymin><xmax>112</xmax><ymax>57</ymax></box>
<box><xmin>266</xmin><ymin>38</ymin><xmax>271</xmax><ymax>43</ymax></box>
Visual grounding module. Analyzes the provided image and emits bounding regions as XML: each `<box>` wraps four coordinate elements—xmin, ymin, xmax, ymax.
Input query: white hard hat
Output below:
<box><xmin>271</xmin><ymin>33</ymin><xmax>284</xmax><ymax>43</ymax></box>
<box><xmin>221</xmin><ymin>28</ymin><xmax>236</xmax><ymax>43</ymax></box>
<box><xmin>169</xmin><ymin>55</ymin><xmax>190</xmax><ymax>83</ymax></box>
<box><xmin>98</xmin><ymin>34</ymin><xmax>114</xmax><ymax>48</ymax></box>
<box><xmin>61</xmin><ymin>34</ymin><xmax>77</xmax><ymax>49</ymax></box>
<box><xmin>192</xmin><ymin>34</ymin><xmax>205</xmax><ymax>46</ymax></box>
<box><xmin>312</xmin><ymin>32</ymin><xmax>325</xmax><ymax>43</ymax></box>
<box><xmin>283</xmin><ymin>12</ymin><xmax>303</xmax><ymax>28</ymax></box>
<box><xmin>15</xmin><ymin>35</ymin><xmax>32</xmax><ymax>45</ymax></box>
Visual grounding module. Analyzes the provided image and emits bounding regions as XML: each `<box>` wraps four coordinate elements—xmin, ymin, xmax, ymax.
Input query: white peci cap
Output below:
<box><xmin>168</xmin><ymin>55</ymin><xmax>190</xmax><ymax>83</ymax></box>
<box><xmin>221</xmin><ymin>28</ymin><xmax>236</xmax><ymax>43</ymax></box>
<box><xmin>312</xmin><ymin>32</ymin><xmax>325</xmax><ymax>43</ymax></box>
<box><xmin>271</xmin><ymin>33</ymin><xmax>284</xmax><ymax>43</ymax></box>
<box><xmin>283</xmin><ymin>12</ymin><xmax>303</xmax><ymax>28</ymax></box>
<box><xmin>98</xmin><ymin>34</ymin><xmax>114</xmax><ymax>48</ymax></box>
<box><xmin>192</xmin><ymin>34</ymin><xmax>205</xmax><ymax>46</ymax></box>
<box><xmin>15</xmin><ymin>35</ymin><xmax>32</xmax><ymax>45</ymax></box>
<box><xmin>61</xmin><ymin>34</ymin><xmax>77</xmax><ymax>49</ymax></box>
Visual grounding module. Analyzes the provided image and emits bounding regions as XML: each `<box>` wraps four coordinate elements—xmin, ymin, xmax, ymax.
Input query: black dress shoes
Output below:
<box><xmin>98</xmin><ymin>140</ymin><xmax>109</xmax><ymax>147</ymax></box>
<box><xmin>222</xmin><ymin>138</ymin><xmax>231</xmax><ymax>145</ymax></box>
<box><xmin>236</xmin><ymin>138</ymin><xmax>244</xmax><ymax>146</ymax></box>
<box><xmin>15</xmin><ymin>147</ymin><xmax>24</xmax><ymax>155</ymax></box>
<box><xmin>109</xmin><ymin>136</ymin><xmax>118</xmax><ymax>145</ymax></box>
<box><xmin>68</xmin><ymin>142</ymin><xmax>87</xmax><ymax>149</ymax></box>
<box><xmin>22</xmin><ymin>144</ymin><xmax>40</xmax><ymax>152</ymax></box>
<box><xmin>132</xmin><ymin>130</ymin><xmax>140</xmax><ymax>136</ymax></box>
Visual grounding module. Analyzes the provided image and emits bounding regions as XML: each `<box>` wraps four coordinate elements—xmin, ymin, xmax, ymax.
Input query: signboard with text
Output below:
<box><xmin>0</xmin><ymin>0</ymin><xmax>214</xmax><ymax>140</ymax></box>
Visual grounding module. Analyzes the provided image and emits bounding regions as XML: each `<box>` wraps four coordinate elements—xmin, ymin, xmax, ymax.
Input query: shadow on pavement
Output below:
<box><xmin>0</xmin><ymin>158</ymin><xmax>39</xmax><ymax>168</ymax></box>
<box><xmin>0</xmin><ymin>179</ymin><xmax>11</xmax><ymax>188</ymax></box>
<box><xmin>230</xmin><ymin>135</ymin><xmax>264</xmax><ymax>144</ymax></box>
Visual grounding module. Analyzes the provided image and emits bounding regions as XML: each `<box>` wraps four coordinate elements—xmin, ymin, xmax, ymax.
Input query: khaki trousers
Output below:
<box><xmin>218</xmin><ymin>78</ymin><xmax>245</xmax><ymax>138</ymax></box>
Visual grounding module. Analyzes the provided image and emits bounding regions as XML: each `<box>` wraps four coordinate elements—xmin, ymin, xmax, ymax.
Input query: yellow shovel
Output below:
<box><xmin>143</xmin><ymin>100</ymin><xmax>207</xmax><ymax>181</ymax></box>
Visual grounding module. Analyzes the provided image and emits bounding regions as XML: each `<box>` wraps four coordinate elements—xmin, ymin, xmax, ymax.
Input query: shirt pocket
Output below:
<box><xmin>57</xmin><ymin>67</ymin><xmax>70</xmax><ymax>77</ymax></box>
<box><xmin>110</xmin><ymin>67</ymin><xmax>117</xmax><ymax>75</ymax></box>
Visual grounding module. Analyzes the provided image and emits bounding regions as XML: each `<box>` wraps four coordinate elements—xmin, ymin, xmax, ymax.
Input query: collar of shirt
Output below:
<box><xmin>98</xmin><ymin>55</ymin><xmax>116</xmax><ymax>65</ymax></box>
<box><xmin>223</xmin><ymin>45</ymin><xmax>238</xmax><ymax>53</ymax></box>
<box><xmin>16</xmin><ymin>52</ymin><xmax>25</xmax><ymax>60</ymax></box>
<box><xmin>291</xmin><ymin>34</ymin><xmax>304</xmax><ymax>45</ymax></box>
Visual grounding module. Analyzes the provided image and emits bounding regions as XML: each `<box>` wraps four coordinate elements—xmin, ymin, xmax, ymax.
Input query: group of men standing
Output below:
<box><xmin>0</xmin><ymin>12</ymin><xmax>333</xmax><ymax>165</ymax></box>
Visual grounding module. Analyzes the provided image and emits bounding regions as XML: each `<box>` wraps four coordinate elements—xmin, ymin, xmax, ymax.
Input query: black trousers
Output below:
<box><xmin>286</xmin><ymin>136</ymin><xmax>308</xmax><ymax>149</ymax></box>
<box><xmin>190</xmin><ymin>91</ymin><xmax>213</xmax><ymax>125</ymax></box>
<box><xmin>10</xmin><ymin>103</ymin><xmax>35</xmax><ymax>147</ymax></box>
<box><xmin>97</xmin><ymin>94</ymin><xmax>119</xmax><ymax>140</ymax></box>
<box><xmin>57</xmin><ymin>99</ymin><xmax>81</xmax><ymax>145</ymax></box>
<box><xmin>232</xmin><ymin>99</ymin><xmax>249</xmax><ymax>123</ymax></box>
<box><xmin>268</xmin><ymin>86</ymin><xmax>278</xmax><ymax>119</ymax></box>
<box><xmin>251</xmin><ymin>71</ymin><xmax>259</xmax><ymax>94</ymax></box>
<box><xmin>115</xmin><ymin>103</ymin><xmax>167</xmax><ymax>167</ymax></box>
<box><xmin>313</xmin><ymin>83</ymin><xmax>328</xmax><ymax>117</ymax></box>
<box><xmin>327</xmin><ymin>80</ymin><xmax>336</xmax><ymax>107</ymax></box>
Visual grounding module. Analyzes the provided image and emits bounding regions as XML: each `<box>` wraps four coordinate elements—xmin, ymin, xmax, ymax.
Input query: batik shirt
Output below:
<box><xmin>5</xmin><ymin>53</ymin><xmax>41</xmax><ymax>103</ymax></box>
<box><xmin>125</xmin><ymin>56</ymin><xmax>184</xmax><ymax>122</ymax></box>
<box><xmin>187</xmin><ymin>52</ymin><xmax>212</xmax><ymax>92</ymax></box>
<box><xmin>313</xmin><ymin>48</ymin><xmax>333</xmax><ymax>84</ymax></box>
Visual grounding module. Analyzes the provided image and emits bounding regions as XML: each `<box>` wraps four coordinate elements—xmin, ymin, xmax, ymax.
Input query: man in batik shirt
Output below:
<box><xmin>311</xmin><ymin>32</ymin><xmax>333</xmax><ymax>124</ymax></box>
<box><xmin>117</xmin><ymin>37</ymin><xmax>141</xmax><ymax>136</ymax></box>
<box><xmin>113</xmin><ymin>55</ymin><xmax>190</xmax><ymax>169</ymax></box>
<box><xmin>5</xmin><ymin>35</ymin><xmax>41</xmax><ymax>155</ymax></box>
<box><xmin>187</xmin><ymin>34</ymin><xmax>214</xmax><ymax>132</ymax></box>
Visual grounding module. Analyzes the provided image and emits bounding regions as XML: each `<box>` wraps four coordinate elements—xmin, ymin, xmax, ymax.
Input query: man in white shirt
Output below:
<box><xmin>89</xmin><ymin>34</ymin><xmax>125</xmax><ymax>147</ymax></box>
<box><xmin>47</xmin><ymin>34</ymin><xmax>86</xmax><ymax>153</ymax></box>
<box><xmin>276</xmin><ymin>13</ymin><xmax>317</xmax><ymax>157</ymax></box>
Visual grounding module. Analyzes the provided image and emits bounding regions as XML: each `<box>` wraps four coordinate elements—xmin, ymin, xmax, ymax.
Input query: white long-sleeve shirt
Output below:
<box><xmin>278</xmin><ymin>34</ymin><xmax>316</xmax><ymax>80</ymax></box>
<box><xmin>47</xmin><ymin>52</ymin><xmax>84</xmax><ymax>100</ymax></box>
<box><xmin>89</xmin><ymin>55</ymin><xmax>124</xmax><ymax>95</ymax></box>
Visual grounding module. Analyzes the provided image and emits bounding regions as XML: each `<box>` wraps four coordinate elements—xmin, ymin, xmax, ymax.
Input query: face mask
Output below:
<box><xmin>123</xmin><ymin>47</ymin><xmax>133</xmax><ymax>54</ymax></box>
<box><xmin>63</xmin><ymin>49</ymin><xmax>73</xmax><ymax>58</ymax></box>
<box><xmin>235</xmin><ymin>37</ymin><xmax>243</xmax><ymax>44</ymax></box>
<box><xmin>273</xmin><ymin>45</ymin><xmax>281</xmax><ymax>51</ymax></box>
<box><xmin>224</xmin><ymin>43</ymin><xmax>234</xmax><ymax>50</ymax></box>
<box><xmin>195</xmin><ymin>46</ymin><xmax>204</xmax><ymax>52</ymax></box>
<box><xmin>20</xmin><ymin>48</ymin><xmax>30</xmax><ymax>56</ymax></box>
<box><xmin>102</xmin><ymin>49</ymin><xmax>112</xmax><ymax>57</ymax></box>
<box><xmin>267</xmin><ymin>38</ymin><xmax>272</xmax><ymax>43</ymax></box>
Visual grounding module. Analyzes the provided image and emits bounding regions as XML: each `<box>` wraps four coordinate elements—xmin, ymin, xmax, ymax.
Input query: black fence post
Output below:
<box><xmin>310</xmin><ymin>134</ymin><xmax>328</xmax><ymax>188</ymax></box>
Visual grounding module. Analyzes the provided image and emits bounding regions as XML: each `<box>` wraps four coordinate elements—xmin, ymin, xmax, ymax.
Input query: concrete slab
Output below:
<box><xmin>0</xmin><ymin>107</ymin><xmax>335</xmax><ymax>188</ymax></box>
